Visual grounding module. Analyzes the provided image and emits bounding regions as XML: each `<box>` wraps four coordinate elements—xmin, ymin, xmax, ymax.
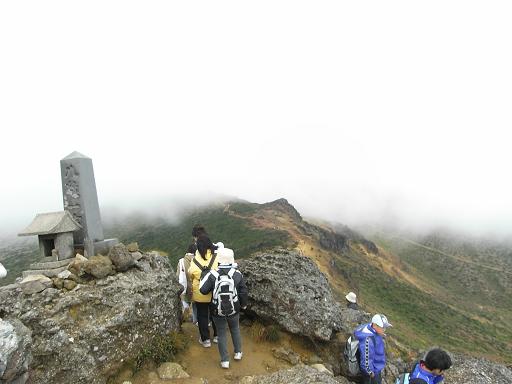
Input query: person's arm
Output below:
<box><xmin>433</xmin><ymin>375</ymin><xmax>444</xmax><ymax>384</ymax></box>
<box><xmin>199</xmin><ymin>272</ymin><xmax>214</xmax><ymax>295</ymax></box>
<box><xmin>359</xmin><ymin>336</ymin><xmax>375</xmax><ymax>376</ymax></box>
<box><xmin>237</xmin><ymin>272</ymin><xmax>249</xmax><ymax>309</ymax></box>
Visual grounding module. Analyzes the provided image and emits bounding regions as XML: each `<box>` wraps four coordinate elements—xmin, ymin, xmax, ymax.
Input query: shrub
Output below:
<box><xmin>135</xmin><ymin>331</ymin><xmax>187</xmax><ymax>370</ymax></box>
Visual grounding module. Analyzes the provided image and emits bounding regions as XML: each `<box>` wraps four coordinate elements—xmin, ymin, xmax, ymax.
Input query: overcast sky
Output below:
<box><xmin>1</xmin><ymin>1</ymin><xmax>511</xmax><ymax>237</ymax></box>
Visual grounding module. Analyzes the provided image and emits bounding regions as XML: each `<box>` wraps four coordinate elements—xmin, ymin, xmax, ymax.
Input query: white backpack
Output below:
<box><xmin>177</xmin><ymin>258</ymin><xmax>187</xmax><ymax>292</ymax></box>
<box><xmin>211</xmin><ymin>268</ymin><xmax>238</xmax><ymax>316</ymax></box>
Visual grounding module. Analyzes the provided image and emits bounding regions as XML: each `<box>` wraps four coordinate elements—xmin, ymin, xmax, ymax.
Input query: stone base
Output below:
<box><xmin>22</xmin><ymin>265</ymin><xmax>69</xmax><ymax>279</ymax></box>
<box><xmin>93</xmin><ymin>239</ymin><xmax>119</xmax><ymax>256</ymax></box>
<box><xmin>30</xmin><ymin>259</ymin><xmax>73</xmax><ymax>270</ymax></box>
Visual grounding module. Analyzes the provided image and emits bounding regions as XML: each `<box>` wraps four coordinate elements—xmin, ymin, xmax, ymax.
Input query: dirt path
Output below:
<box><xmin>125</xmin><ymin>321</ymin><xmax>316</xmax><ymax>384</ymax></box>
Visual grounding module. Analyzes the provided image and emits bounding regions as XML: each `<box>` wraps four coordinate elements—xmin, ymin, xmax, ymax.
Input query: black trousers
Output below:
<box><xmin>362</xmin><ymin>372</ymin><xmax>382</xmax><ymax>384</ymax></box>
<box><xmin>195</xmin><ymin>302</ymin><xmax>217</xmax><ymax>342</ymax></box>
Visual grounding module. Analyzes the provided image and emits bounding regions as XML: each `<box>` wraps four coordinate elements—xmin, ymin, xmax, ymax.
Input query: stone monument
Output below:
<box><xmin>60</xmin><ymin>151</ymin><xmax>117</xmax><ymax>257</ymax></box>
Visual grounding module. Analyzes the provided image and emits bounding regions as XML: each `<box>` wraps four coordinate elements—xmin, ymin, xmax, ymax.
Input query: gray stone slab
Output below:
<box><xmin>29</xmin><ymin>259</ymin><xmax>72</xmax><ymax>270</ymax></box>
<box><xmin>22</xmin><ymin>266</ymin><xmax>69</xmax><ymax>279</ymax></box>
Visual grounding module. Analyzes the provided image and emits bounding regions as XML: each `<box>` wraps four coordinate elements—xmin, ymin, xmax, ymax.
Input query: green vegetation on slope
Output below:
<box><xmin>0</xmin><ymin>239</ymin><xmax>39</xmax><ymax>285</ymax></box>
<box><xmin>104</xmin><ymin>205</ymin><xmax>291</xmax><ymax>267</ymax></box>
<box><xmin>333</xmin><ymin>250</ymin><xmax>511</xmax><ymax>363</ymax></box>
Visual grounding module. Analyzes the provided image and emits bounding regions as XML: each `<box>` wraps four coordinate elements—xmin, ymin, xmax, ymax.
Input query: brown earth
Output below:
<box><xmin>114</xmin><ymin>321</ymin><xmax>320</xmax><ymax>384</ymax></box>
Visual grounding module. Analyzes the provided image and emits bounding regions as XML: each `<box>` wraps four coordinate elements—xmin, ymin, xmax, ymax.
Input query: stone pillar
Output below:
<box><xmin>60</xmin><ymin>151</ymin><xmax>104</xmax><ymax>255</ymax></box>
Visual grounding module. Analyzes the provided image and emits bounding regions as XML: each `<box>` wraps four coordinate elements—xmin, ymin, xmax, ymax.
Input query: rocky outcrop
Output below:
<box><xmin>0</xmin><ymin>318</ymin><xmax>32</xmax><ymax>384</ymax></box>
<box><xmin>0</xmin><ymin>252</ymin><xmax>182</xmax><ymax>384</ymax></box>
<box><xmin>239</xmin><ymin>250</ymin><xmax>362</xmax><ymax>341</ymax></box>
<box><xmin>444</xmin><ymin>353</ymin><xmax>512</xmax><ymax>384</ymax></box>
<box><xmin>239</xmin><ymin>364</ymin><xmax>350</xmax><ymax>384</ymax></box>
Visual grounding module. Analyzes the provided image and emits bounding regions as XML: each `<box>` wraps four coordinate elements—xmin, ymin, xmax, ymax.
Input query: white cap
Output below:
<box><xmin>371</xmin><ymin>314</ymin><xmax>392</xmax><ymax>328</ymax></box>
<box><xmin>345</xmin><ymin>292</ymin><xmax>357</xmax><ymax>303</ymax></box>
<box><xmin>214</xmin><ymin>242</ymin><xmax>224</xmax><ymax>253</ymax></box>
<box><xmin>216</xmin><ymin>247</ymin><xmax>234</xmax><ymax>265</ymax></box>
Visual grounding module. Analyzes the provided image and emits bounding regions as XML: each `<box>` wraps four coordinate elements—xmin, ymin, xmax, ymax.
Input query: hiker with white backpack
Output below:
<box><xmin>345</xmin><ymin>313</ymin><xmax>392</xmax><ymax>384</ymax></box>
<box><xmin>199</xmin><ymin>246</ymin><xmax>248</xmax><ymax>369</ymax></box>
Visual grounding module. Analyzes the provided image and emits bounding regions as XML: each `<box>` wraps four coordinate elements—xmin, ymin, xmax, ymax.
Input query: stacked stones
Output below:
<box><xmin>19</xmin><ymin>243</ymin><xmax>143</xmax><ymax>295</ymax></box>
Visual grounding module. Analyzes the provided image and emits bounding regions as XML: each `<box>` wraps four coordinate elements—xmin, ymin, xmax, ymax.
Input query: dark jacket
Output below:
<box><xmin>199</xmin><ymin>264</ymin><xmax>248</xmax><ymax>316</ymax></box>
<box><xmin>347</xmin><ymin>302</ymin><xmax>359</xmax><ymax>310</ymax></box>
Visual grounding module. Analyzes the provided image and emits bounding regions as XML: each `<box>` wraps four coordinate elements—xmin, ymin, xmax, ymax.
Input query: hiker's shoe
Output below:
<box><xmin>221</xmin><ymin>361</ymin><xmax>230</xmax><ymax>369</ymax></box>
<box><xmin>213</xmin><ymin>336</ymin><xmax>218</xmax><ymax>344</ymax></box>
<box><xmin>199</xmin><ymin>338</ymin><xmax>211</xmax><ymax>348</ymax></box>
<box><xmin>234</xmin><ymin>352</ymin><xmax>243</xmax><ymax>360</ymax></box>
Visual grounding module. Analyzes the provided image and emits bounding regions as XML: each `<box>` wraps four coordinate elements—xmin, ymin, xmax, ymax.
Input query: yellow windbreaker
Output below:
<box><xmin>188</xmin><ymin>250</ymin><xmax>219</xmax><ymax>303</ymax></box>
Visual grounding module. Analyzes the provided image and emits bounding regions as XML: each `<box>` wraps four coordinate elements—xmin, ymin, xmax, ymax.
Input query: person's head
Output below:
<box><xmin>192</xmin><ymin>224</ymin><xmax>207</xmax><ymax>240</ymax></box>
<box><xmin>371</xmin><ymin>314</ymin><xmax>392</xmax><ymax>335</ymax></box>
<box><xmin>345</xmin><ymin>291</ymin><xmax>357</xmax><ymax>303</ymax></box>
<box><xmin>423</xmin><ymin>348</ymin><xmax>452</xmax><ymax>376</ymax></box>
<box><xmin>187</xmin><ymin>244</ymin><xmax>197</xmax><ymax>254</ymax></box>
<box><xmin>217</xmin><ymin>247</ymin><xmax>235</xmax><ymax>265</ymax></box>
<box><xmin>196</xmin><ymin>235</ymin><xmax>215</xmax><ymax>259</ymax></box>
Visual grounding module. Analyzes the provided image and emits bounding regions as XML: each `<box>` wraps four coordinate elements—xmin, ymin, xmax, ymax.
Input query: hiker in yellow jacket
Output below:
<box><xmin>188</xmin><ymin>234</ymin><xmax>219</xmax><ymax>347</ymax></box>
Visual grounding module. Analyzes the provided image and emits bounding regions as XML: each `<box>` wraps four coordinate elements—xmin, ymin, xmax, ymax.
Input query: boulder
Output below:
<box><xmin>272</xmin><ymin>347</ymin><xmax>301</xmax><ymax>365</ymax></box>
<box><xmin>109</xmin><ymin>244</ymin><xmax>136</xmax><ymax>272</ymax></box>
<box><xmin>239</xmin><ymin>364</ymin><xmax>350</xmax><ymax>384</ymax></box>
<box><xmin>19</xmin><ymin>275</ymin><xmax>53</xmax><ymax>295</ymax></box>
<box><xmin>63</xmin><ymin>279</ymin><xmax>77</xmax><ymax>291</ymax></box>
<box><xmin>157</xmin><ymin>362</ymin><xmax>190</xmax><ymax>379</ymax></box>
<box><xmin>126</xmin><ymin>242</ymin><xmax>139</xmax><ymax>252</ymax></box>
<box><xmin>67</xmin><ymin>254</ymin><xmax>89</xmax><ymax>276</ymax></box>
<box><xmin>0</xmin><ymin>252</ymin><xmax>182</xmax><ymax>384</ymax></box>
<box><xmin>83</xmin><ymin>255</ymin><xmax>114</xmax><ymax>278</ymax></box>
<box><xmin>444</xmin><ymin>353</ymin><xmax>512</xmax><ymax>384</ymax></box>
<box><xmin>0</xmin><ymin>318</ymin><xmax>32</xmax><ymax>383</ymax></box>
<box><xmin>239</xmin><ymin>250</ymin><xmax>346</xmax><ymax>340</ymax></box>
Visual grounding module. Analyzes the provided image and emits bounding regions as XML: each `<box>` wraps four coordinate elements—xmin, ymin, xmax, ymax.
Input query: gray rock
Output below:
<box><xmin>444</xmin><ymin>353</ymin><xmax>512</xmax><ymax>384</ymax></box>
<box><xmin>126</xmin><ymin>242</ymin><xmax>139</xmax><ymax>252</ymax></box>
<box><xmin>157</xmin><ymin>362</ymin><xmax>190</xmax><ymax>379</ymax></box>
<box><xmin>310</xmin><ymin>363</ymin><xmax>334</xmax><ymax>376</ymax></box>
<box><xmin>67</xmin><ymin>254</ymin><xmax>89</xmax><ymax>276</ymax></box>
<box><xmin>19</xmin><ymin>275</ymin><xmax>53</xmax><ymax>295</ymax></box>
<box><xmin>52</xmin><ymin>277</ymin><xmax>64</xmax><ymax>289</ymax></box>
<box><xmin>63</xmin><ymin>279</ymin><xmax>77</xmax><ymax>291</ymax></box>
<box><xmin>239</xmin><ymin>364</ymin><xmax>350</xmax><ymax>384</ymax></box>
<box><xmin>109</xmin><ymin>244</ymin><xmax>136</xmax><ymax>272</ymax></box>
<box><xmin>83</xmin><ymin>255</ymin><xmax>114</xmax><ymax>278</ymax></box>
<box><xmin>0</xmin><ymin>318</ymin><xmax>32</xmax><ymax>383</ymax></box>
<box><xmin>272</xmin><ymin>347</ymin><xmax>301</xmax><ymax>365</ymax></box>
<box><xmin>0</xmin><ymin>252</ymin><xmax>182</xmax><ymax>384</ymax></box>
<box><xmin>57</xmin><ymin>270</ymin><xmax>72</xmax><ymax>279</ymax></box>
<box><xmin>239</xmin><ymin>250</ymin><xmax>346</xmax><ymax>341</ymax></box>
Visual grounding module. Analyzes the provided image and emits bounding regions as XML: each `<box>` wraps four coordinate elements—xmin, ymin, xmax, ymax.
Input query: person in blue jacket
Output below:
<box><xmin>410</xmin><ymin>348</ymin><xmax>452</xmax><ymax>384</ymax></box>
<box><xmin>354</xmin><ymin>313</ymin><xmax>392</xmax><ymax>384</ymax></box>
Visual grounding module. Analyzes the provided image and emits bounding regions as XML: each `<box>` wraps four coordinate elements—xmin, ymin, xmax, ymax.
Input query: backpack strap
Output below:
<box><xmin>210</xmin><ymin>270</ymin><xmax>219</xmax><ymax>279</ymax></box>
<box><xmin>192</xmin><ymin>256</ymin><xmax>203</xmax><ymax>270</ymax></box>
<box><xmin>207</xmin><ymin>253</ymin><xmax>216</xmax><ymax>269</ymax></box>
